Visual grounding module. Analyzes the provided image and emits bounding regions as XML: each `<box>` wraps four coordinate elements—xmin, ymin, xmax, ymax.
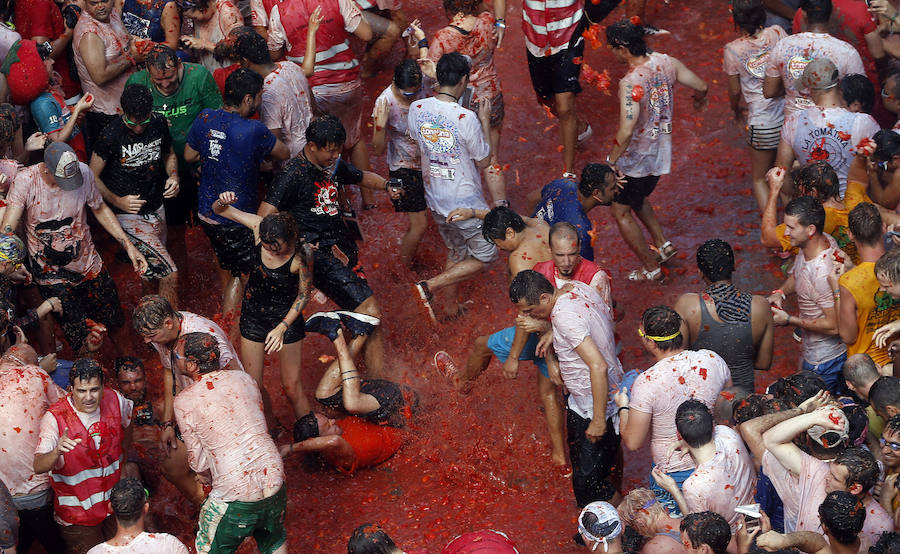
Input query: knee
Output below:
<box><xmin>383</xmin><ymin>20</ymin><xmax>401</xmax><ymax>40</ymax></box>
<box><xmin>474</xmin><ymin>335</ymin><xmax>492</xmax><ymax>354</ymax></box>
<box><xmin>357</xmin><ymin>297</ymin><xmax>382</xmax><ymax>320</ymax></box>
<box><xmin>555</xmin><ymin>96</ymin><xmax>576</xmax><ymax>118</ymax></box>
<box><xmin>408</xmin><ymin>214</ymin><xmax>428</xmax><ymax>233</ymax></box>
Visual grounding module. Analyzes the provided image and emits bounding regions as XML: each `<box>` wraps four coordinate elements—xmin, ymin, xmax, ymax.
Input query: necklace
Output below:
<box><xmin>437</xmin><ymin>91</ymin><xmax>459</xmax><ymax>102</ymax></box>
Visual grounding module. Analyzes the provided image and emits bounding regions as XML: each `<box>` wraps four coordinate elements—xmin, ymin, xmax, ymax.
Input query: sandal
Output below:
<box><xmin>655</xmin><ymin>241</ymin><xmax>678</xmax><ymax>264</ymax></box>
<box><xmin>627</xmin><ymin>267</ymin><xmax>664</xmax><ymax>282</ymax></box>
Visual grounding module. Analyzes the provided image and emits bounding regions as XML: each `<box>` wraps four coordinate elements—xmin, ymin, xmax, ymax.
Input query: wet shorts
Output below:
<box><xmin>613</xmin><ymin>174</ymin><xmax>661</xmax><ymax>210</ymax></box>
<box><xmin>470</xmin><ymin>93</ymin><xmax>505</xmax><ymax>128</ymax></box>
<box><xmin>317</xmin><ymin>379</ymin><xmax>406</xmax><ymax>426</ymax></box>
<box><xmin>118</xmin><ymin>207</ymin><xmax>177</xmax><ymax>279</ymax></box>
<box><xmin>433</xmin><ymin>212</ymin><xmax>499</xmax><ymax>264</ymax></box>
<box><xmin>239</xmin><ymin>310</ymin><xmax>305</xmax><ymax>344</ymax></box>
<box><xmin>38</xmin><ymin>268</ymin><xmax>124</xmax><ymax>353</ymax></box>
<box><xmin>313</xmin><ymin>81</ymin><xmax>364</xmax><ymax>149</ymax></box>
<box><xmin>568</xmin><ymin>410</ymin><xmax>620</xmax><ymax>506</ymax></box>
<box><xmin>200</xmin><ymin>221</ymin><xmax>256</xmax><ymax>276</ymax></box>
<box><xmin>388</xmin><ymin>168</ymin><xmax>427</xmax><ymax>213</ymax></box>
<box><xmin>196</xmin><ymin>485</ymin><xmax>287</xmax><ymax>554</ymax></box>
<box><xmin>486</xmin><ymin>326</ymin><xmax>549</xmax><ymax>378</ymax></box>
<box><xmin>527</xmin><ymin>41</ymin><xmax>585</xmax><ymax>102</ymax></box>
<box><xmin>747</xmin><ymin>122</ymin><xmax>782</xmax><ymax>150</ymax></box>
<box><xmin>312</xmin><ymin>247</ymin><xmax>373</xmax><ymax>310</ymax></box>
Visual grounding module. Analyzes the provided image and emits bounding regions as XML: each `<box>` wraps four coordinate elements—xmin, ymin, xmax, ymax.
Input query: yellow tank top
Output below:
<box><xmin>839</xmin><ymin>262</ymin><xmax>900</xmax><ymax>365</ymax></box>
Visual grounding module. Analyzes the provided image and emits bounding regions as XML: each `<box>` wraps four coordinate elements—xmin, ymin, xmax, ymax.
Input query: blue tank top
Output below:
<box><xmin>531</xmin><ymin>178</ymin><xmax>594</xmax><ymax>261</ymax></box>
<box><xmin>122</xmin><ymin>0</ymin><xmax>173</xmax><ymax>43</ymax></box>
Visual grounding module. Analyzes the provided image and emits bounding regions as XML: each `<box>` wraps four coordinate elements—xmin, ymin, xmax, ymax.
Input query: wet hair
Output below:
<box><xmin>848</xmin><ymin>203</ymin><xmax>883</xmax><ymax>247</ymax></box>
<box><xmin>442</xmin><ymin>0</ymin><xmax>479</xmax><ymax>15</ymax></box>
<box><xmin>69</xmin><ymin>358</ymin><xmax>104</xmax><ymax>387</ymax></box>
<box><xmin>120</xmin><ymin>84</ymin><xmax>153</xmax><ymax>120</ymax></box>
<box><xmin>146</xmin><ymin>44</ymin><xmax>179</xmax><ymax>72</ymax></box>
<box><xmin>675</xmin><ymin>399</ymin><xmax>713</xmax><ymax>448</ymax></box>
<box><xmin>768</xmin><ymin>371</ymin><xmax>826</xmax><ymax>408</ymax></box>
<box><xmin>578</xmin><ymin>163</ymin><xmax>615</xmax><ymax>198</ymax></box>
<box><xmin>435</xmin><ymin>52</ymin><xmax>470</xmax><ymax>87</ymax></box>
<box><xmin>180</xmin><ymin>332</ymin><xmax>220</xmax><ymax>374</ymax></box>
<box><xmin>875</xmin><ymin>248</ymin><xmax>900</xmax><ymax>285</ymax></box>
<box><xmin>482</xmin><ymin>207</ymin><xmax>526</xmax><ymax>243</ymax></box>
<box><xmin>794</xmin><ymin>161</ymin><xmax>840</xmax><ymax>201</ymax></box>
<box><xmin>618</xmin><ymin>488</ymin><xmax>667</xmax><ymax>536</ymax></box>
<box><xmin>819</xmin><ymin>491</ymin><xmax>865</xmax><ymax>545</ymax></box>
<box><xmin>115</xmin><ymin>356</ymin><xmax>145</xmax><ymax>379</ymax></box>
<box><xmin>305</xmin><ymin>115</ymin><xmax>346</xmax><ymax>149</ymax></box>
<box><xmin>640</xmin><ymin>305</ymin><xmax>683</xmax><ymax>351</ymax></box>
<box><xmin>696</xmin><ymin>238</ymin><xmax>734</xmax><ymax>282</ymax></box>
<box><xmin>836</xmin><ymin>447</ymin><xmax>879</xmax><ymax>494</ymax></box>
<box><xmin>800</xmin><ymin>0</ymin><xmax>832</xmax><ymax>24</ymax></box>
<box><xmin>784</xmin><ymin>196</ymin><xmax>826</xmax><ymax>235</ymax></box>
<box><xmin>871</xmin><ymin>532</ymin><xmax>900</xmax><ymax>554</ymax></box>
<box><xmin>733</xmin><ymin>394</ymin><xmax>789</xmax><ymax>424</ymax></box>
<box><xmin>606</xmin><ymin>20</ymin><xmax>648</xmax><ymax>56</ymax></box>
<box><xmin>110</xmin><ymin>478</ymin><xmax>147</xmax><ymax>527</ymax></box>
<box><xmin>680</xmin><ymin>512</ymin><xmax>731</xmax><ymax>554</ymax></box>
<box><xmin>731</xmin><ymin>0</ymin><xmax>766</xmax><ymax>35</ymax></box>
<box><xmin>548</xmin><ymin>222</ymin><xmax>580</xmax><ymax>250</ymax></box>
<box><xmin>885</xmin><ymin>414</ymin><xmax>900</xmax><ymax>436</ymax></box>
<box><xmin>233</xmin><ymin>26</ymin><xmax>271</xmax><ymax>65</ymax></box>
<box><xmin>871</xmin><ymin>376</ymin><xmax>900</xmax><ymax>414</ymax></box>
<box><xmin>0</xmin><ymin>103</ymin><xmax>20</xmax><ymax>132</ymax></box>
<box><xmin>874</xmin><ymin>129</ymin><xmax>900</xmax><ymax>164</ymax></box>
<box><xmin>843</xmin><ymin>352</ymin><xmax>879</xmax><ymax>390</ymax></box>
<box><xmin>886</xmin><ymin>70</ymin><xmax>900</xmax><ymax>99</ymax></box>
<box><xmin>132</xmin><ymin>295</ymin><xmax>178</xmax><ymax>335</ymax></box>
<box><xmin>842</xmin><ymin>402</ymin><xmax>869</xmax><ymax>448</ymax></box>
<box><xmin>293</xmin><ymin>411</ymin><xmax>320</xmax><ymax>442</ymax></box>
<box><xmin>223</xmin><ymin>68</ymin><xmax>263</xmax><ymax>108</ymax></box>
<box><xmin>393</xmin><ymin>59</ymin><xmax>422</xmax><ymax>91</ymax></box>
<box><xmin>347</xmin><ymin>523</ymin><xmax>402</xmax><ymax>554</ymax></box>
<box><xmin>0</xmin><ymin>116</ymin><xmax>15</xmax><ymax>152</ymax></box>
<box><xmin>259</xmin><ymin>212</ymin><xmax>298</xmax><ymax>247</ymax></box>
<box><xmin>841</xmin><ymin>74</ymin><xmax>875</xmax><ymax>114</ymax></box>
<box><xmin>747</xmin><ymin>547</ymin><xmax>800</xmax><ymax>554</ymax></box>
<box><xmin>509</xmin><ymin>269</ymin><xmax>554</xmax><ymax>305</ymax></box>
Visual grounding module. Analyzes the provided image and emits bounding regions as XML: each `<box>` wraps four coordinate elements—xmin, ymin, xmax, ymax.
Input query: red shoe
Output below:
<box><xmin>433</xmin><ymin>351</ymin><xmax>458</xmax><ymax>380</ymax></box>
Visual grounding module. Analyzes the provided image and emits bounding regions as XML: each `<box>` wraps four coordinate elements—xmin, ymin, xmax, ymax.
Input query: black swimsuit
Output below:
<box><xmin>239</xmin><ymin>243</ymin><xmax>304</xmax><ymax>343</ymax></box>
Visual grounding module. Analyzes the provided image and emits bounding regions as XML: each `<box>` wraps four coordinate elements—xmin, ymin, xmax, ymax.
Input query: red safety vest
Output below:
<box><xmin>48</xmin><ymin>389</ymin><xmax>124</xmax><ymax>526</ymax></box>
<box><xmin>533</xmin><ymin>258</ymin><xmax>609</xmax><ymax>287</ymax></box>
<box><xmin>278</xmin><ymin>0</ymin><xmax>360</xmax><ymax>87</ymax></box>
<box><xmin>521</xmin><ymin>0</ymin><xmax>583</xmax><ymax>56</ymax></box>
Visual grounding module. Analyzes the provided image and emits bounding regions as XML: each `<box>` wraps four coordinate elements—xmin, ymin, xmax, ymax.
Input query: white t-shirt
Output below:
<box><xmin>550</xmin><ymin>281</ymin><xmax>623</xmax><ymax>421</ymax></box>
<box><xmin>723</xmin><ymin>26</ymin><xmax>787</xmax><ymax>127</ymax></box>
<box><xmin>260</xmin><ymin>61</ymin><xmax>313</xmax><ymax>158</ymax></box>
<box><xmin>87</xmin><ymin>532</ymin><xmax>189</xmax><ymax>553</ymax></box>
<box><xmin>373</xmin><ymin>85</ymin><xmax>425</xmax><ymax>171</ymax></box>
<box><xmin>618</xmin><ymin>52</ymin><xmax>677</xmax><ymax>178</ymax></box>
<box><xmin>792</xmin><ymin>243</ymin><xmax>847</xmax><ymax>364</ymax></box>
<box><xmin>407</xmin><ymin>97</ymin><xmax>490</xmax><ymax>217</ymax></box>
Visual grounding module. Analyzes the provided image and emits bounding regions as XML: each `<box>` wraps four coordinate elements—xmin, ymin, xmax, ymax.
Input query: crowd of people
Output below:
<box><xmin>4</xmin><ymin>0</ymin><xmax>900</xmax><ymax>550</ymax></box>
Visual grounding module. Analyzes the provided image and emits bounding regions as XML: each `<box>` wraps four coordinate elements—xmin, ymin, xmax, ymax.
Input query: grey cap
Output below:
<box><xmin>44</xmin><ymin>142</ymin><xmax>83</xmax><ymax>191</ymax></box>
<box><xmin>800</xmin><ymin>57</ymin><xmax>840</xmax><ymax>91</ymax></box>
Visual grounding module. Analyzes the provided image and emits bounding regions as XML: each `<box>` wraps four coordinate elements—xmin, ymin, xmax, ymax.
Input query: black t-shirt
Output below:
<box><xmin>93</xmin><ymin>114</ymin><xmax>173</xmax><ymax>215</ymax></box>
<box><xmin>265</xmin><ymin>154</ymin><xmax>363</xmax><ymax>244</ymax></box>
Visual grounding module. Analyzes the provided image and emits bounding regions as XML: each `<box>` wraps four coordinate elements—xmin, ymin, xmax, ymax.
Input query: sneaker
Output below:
<box><xmin>433</xmin><ymin>350</ymin><xmax>459</xmax><ymax>380</ymax></box>
<box><xmin>643</xmin><ymin>24</ymin><xmax>670</xmax><ymax>35</ymax></box>
<box><xmin>335</xmin><ymin>311</ymin><xmax>381</xmax><ymax>337</ymax></box>
<box><xmin>414</xmin><ymin>281</ymin><xmax>437</xmax><ymax>324</ymax></box>
<box><xmin>576</xmin><ymin>123</ymin><xmax>593</xmax><ymax>146</ymax></box>
<box><xmin>304</xmin><ymin>312</ymin><xmax>342</xmax><ymax>340</ymax></box>
<box><xmin>792</xmin><ymin>327</ymin><xmax>803</xmax><ymax>343</ymax></box>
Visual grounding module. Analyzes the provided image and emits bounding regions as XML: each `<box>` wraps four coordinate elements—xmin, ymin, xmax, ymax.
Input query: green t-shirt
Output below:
<box><xmin>126</xmin><ymin>63</ymin><xmax>222</xmax><ymax>160</ymax></box>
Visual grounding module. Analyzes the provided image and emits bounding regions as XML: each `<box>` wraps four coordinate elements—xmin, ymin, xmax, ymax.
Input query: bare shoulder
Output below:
<box><xmin>642</xmin><ymin>534</ymin><xmax>686</xmax><ymax>554</ymax></box>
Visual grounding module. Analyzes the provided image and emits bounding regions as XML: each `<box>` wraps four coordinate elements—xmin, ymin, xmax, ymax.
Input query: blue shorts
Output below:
<box><xmin>486</xmin><ymin>326</ymin><xmax>549</xmax><ymax>378</ymax></box>
<box><xmin>649</xmin><ymin>465</ymin><xmax>695</xmax><ymax>517</ymax></box>
<box><xmin>801</xmin><ymin>351</ymin><xmax>847</xmax><ymax>396</ymax></box>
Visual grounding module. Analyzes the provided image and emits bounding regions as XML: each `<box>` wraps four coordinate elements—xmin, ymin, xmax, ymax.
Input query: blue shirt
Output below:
<box><xmin>531</xmin><ymin>178</ymin><xmax>594</xmax><ymax>261</ymax></box>
<box><xmin>186</xmin><ymin>109</ymin><xmax>276</xmax><ymax>225</ymax></box>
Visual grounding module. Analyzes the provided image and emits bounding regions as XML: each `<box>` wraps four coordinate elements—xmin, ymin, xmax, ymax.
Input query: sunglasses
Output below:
<box><xmin>881</xmin><ymin>437</ymin><xmax>900</xmax><ymax>451</ymax></box>
<box><xmin>123</xmin><ymin>115</ymin><xmax>152</xmax><ymax>127</ymax></box>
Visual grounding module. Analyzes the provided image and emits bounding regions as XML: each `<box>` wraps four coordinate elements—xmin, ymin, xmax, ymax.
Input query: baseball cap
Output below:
<box><xmin>800</xmin><ymin>57</ymin><xmax>839</xmax><ymax>91</ymax></box>
<box><xmin>44</xmin><ymin>142</ymin><xmax>83</xmax><ymax>191</ymax></box>
<box><xmin>808</xmin><ymin>407</ymin><xmax>850</xmax><ymax>449</ymax></box>
<box><xmin>578</xmin><ymin>502</ymin><xmax>623</xmax><ymax>552</ymax></box>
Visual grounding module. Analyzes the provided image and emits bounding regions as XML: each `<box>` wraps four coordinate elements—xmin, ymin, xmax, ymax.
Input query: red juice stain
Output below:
<box><xmin>206</xmin><ymin>381</ymin><xmax>215</xmax><ymax>390</ymax></box>
<box><xmin>828</xmin><ymin>412</ymin><xmax>840</xmax><ymax>425</ymax></box>
<box><xmin>677</xmin><ymin>376</ymin><xmax>685</xmax><ymax>384</ymax></box>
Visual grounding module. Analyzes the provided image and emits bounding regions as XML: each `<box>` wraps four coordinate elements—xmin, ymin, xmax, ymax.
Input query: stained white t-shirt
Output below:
<box><xmin>87</xmin><ymin>532</ymin><xmax>190</xmax><ymax>553</ymax></box>
<box><xmin>723</xmin><ymin>26</ymin><xmax>787</xmax><ymax>127</ymax></box>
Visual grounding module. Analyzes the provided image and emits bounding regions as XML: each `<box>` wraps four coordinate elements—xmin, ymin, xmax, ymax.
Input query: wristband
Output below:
<box><xmin>618</xmin><ymin>406</ymin><xmax>630</xmax><ymax>414</ymax></box>
<box><xmin>158</xmin><ymin>420</ymin><xmax>175</xmax><ymax>429</ymax></box>
<box><xmin>278</xmin><ymin>321</ymin><xmax>288</xmax><ymax>329</ymax></box>
<box><xmin>495</xmin><ymin>18</ymin><xmax>506</xmax><ymax>28</ymax></box>
<box><xmin>417</xmin><ymin>37</ymin><xmax>429</xmax><ymax>48</ymax></box>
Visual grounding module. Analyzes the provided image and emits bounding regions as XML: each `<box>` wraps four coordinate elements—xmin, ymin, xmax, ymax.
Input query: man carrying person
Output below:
<box><xmin>184</xmin><ymin>68</ymin><xmax>290</xmax><ymax>337</ymax></box>
<box><xmin>172</xmin><ymin>332</ymin><xmax>287</xmax><ymax>554</ymax></box>
<box><xmin>674</xmin><ymin>238</ymin><xmax>774</xmax><ymax>393</ymax></box>
<box><xmin>605</xmin><ymin>19</ymin><xmax>708</xmax><ymax>282</ymax></box>
<box><xmin>408</xmin><ymin>52</ymin><xmax>500</xmax><ymax>322</ymax></box>
<box><xmin>1</xmin><ymin>142</ymin><xmax>148</xmax><ymax>356</ymax></box>
<box><xmin>260</xmin><ymin>115</ymin><xmax>389</xmax><ymax>377</ymax></box>
<box><xmin>33</xmin><ymin>359</ymin><xmax>134</xmax><ymax>553</ymax></box>
<box><xmin>768</xmin><ymin>196</ymin><xmax>847</xmax><ymax>393</ymax></box>
<box><xmin>86</xmin><ymin>478</ymin><xmax>189</xmax><ymax>553</ymax></box>
<box><xmin>508</xmin><ymin>270</ymin><xmax>623</xmax><ymax>507</ymax></box>
<box><xmin>89</xmin><ymin>83</ymin><xmax>181</xmax><ymax>308</ymax></box>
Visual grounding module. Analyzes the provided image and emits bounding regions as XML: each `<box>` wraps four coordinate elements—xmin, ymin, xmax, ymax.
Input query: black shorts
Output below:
<box><xmin>200</xmin><ymin>221</ymin><xmax>256</xmax><ymax>276</ymax></box>
<box><xmin>164</xmin><ymin>164</ymin><xmax>199</xmax><ymax>226</ymax></box>
<box><xmin>471</xmin><ymin>93</ymin><xmax>505</xmax><ymax>128</ymax></box>
<box><xmin>388</xmin><ymin>168</ymin><xmax>427</xmax><ymax>213</ymax></box>
<box><xmin>613</xmin><ymin>174</ymin><xmax>661</xmax><ymax>210</ymax></box>
<box><xmin>567</xmin><ymin>409</ymin><xmax>620</xmax><ymax>507</ymax></box>
<box><xmin>318</xmin><ymin>379</ymin><xmax>405</xmax><ymax>425</ymax></box>
<box><xmin>527</xmin><ymin>41</ymin><xmax>586</xmax><ymax>102</ymax></box>
<box><xmin>38</xmin><ymin>268</ymin><xmax>124</xmax><ymax>353</ymax></box>
<box><xmin>312</xmin><ymin>246</ymin><xmax>373</xmax><ymax>310</ymax></box>
<box><xmin>239</xmin><ymin>309</ymin><xmax>305</xmax><ymax>343</ymax></box>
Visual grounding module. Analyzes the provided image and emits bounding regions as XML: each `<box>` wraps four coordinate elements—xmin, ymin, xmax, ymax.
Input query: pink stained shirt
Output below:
<box><xmin>792</xmin><ymin>242</ymin><xmax>847</xmax><ymax>365</ymax></box>
<box><xmin>260</xmin><ymin>61</ymin><xmax>313</xmax><ymax>158</ymax></box>
<box><xmin>72</xmin><ymin>10</ymin><xmax>134</xmax><ymax>115</ymax></box>
<box><xmin>372</xmin><ymin>84</ymin><xmax>424</xmax><ymax>171</ymax></box>
<box><xmin>0</xmin><ymin>362</ymin><xmax>65</xmax><ymax>497</ymax></box>
<box><xmin>761</xmin><ymin>450</ymin><xmax>801</xmax><ymax>532</ymax></box>
<box><xmin>550</xmin><ymin>281</ymin><xmax>623</xmax><ymax>421</ymax></box>
<box><xmin>763</xmin><ymin>32</ymin><xmax>865</xmax><ymax>116</ymax></box>
<box><xmin>629</xmin><ymin>349</ymin><xmax>731</xmax><ymax>473</ymax></box>
<box><xmin>681</xmin><ymin>426</ymin><xmax>757</xmax><ymax>532</ymax></box>
<box><xmin>188</xmin><ymin>0</ymin><xmax>243</xmax><ymax>72</ymax></box>
<box><xmin>6</xmin><ymin>163</ymin><xmax>105</xmax><ymax>286</ymax></box>
<box><xmin>428</xmin><ymin>13</ymin><xmax>501</xmax><ymax>103</ymax></box>
<box><xmin>173</xmin><ymin>370</ymin><xmax>284</xmax><ymax>502</ymax></box>
<box><xmin>87</xmin><ymin>532</ymin><xmax>190</xmax><ymax>553</ymax></box>
<box><xmin>723</xmin><ymin>26</ymin><xmax>787</xmax><ymax>128</ymax></box>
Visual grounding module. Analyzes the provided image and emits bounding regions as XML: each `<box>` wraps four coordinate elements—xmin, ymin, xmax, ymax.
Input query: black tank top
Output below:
<box><xmin>691</xmin><ymin>296</ymin><xmax>755</xmax><ymax>392</ymax></box>
<box><xmin>244</xmin><ymin>243</ymin><xmax>299</xmax><ymax>317</ymax></box>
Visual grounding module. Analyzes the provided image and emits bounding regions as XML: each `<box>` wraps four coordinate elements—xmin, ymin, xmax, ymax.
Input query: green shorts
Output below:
<box><xmin>196</xmin><ymin>485</ymin><xmax>287</xmax><ymax>554</ymax></box>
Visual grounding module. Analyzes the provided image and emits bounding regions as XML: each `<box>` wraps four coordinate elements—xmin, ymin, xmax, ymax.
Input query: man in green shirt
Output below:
<box><xmin>126</xmin><ymin>45</ymin><xmax>222</xmax><ymax>227</ymax></box>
